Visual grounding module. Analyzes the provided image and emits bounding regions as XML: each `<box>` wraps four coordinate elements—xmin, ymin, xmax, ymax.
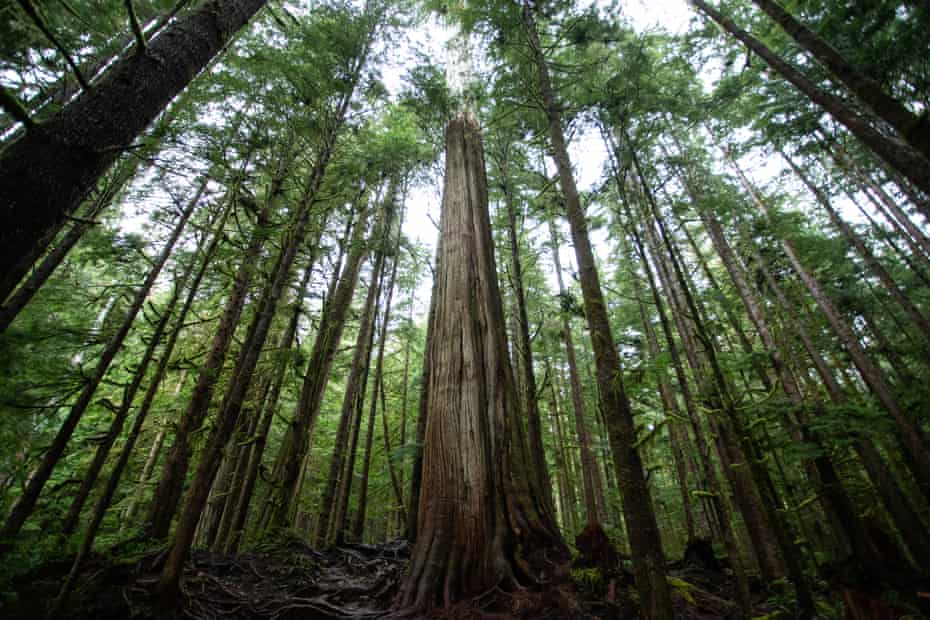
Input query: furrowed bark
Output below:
<box><xmin>396</xmin><ymin>112</ymin><xmax>564</xmax><ymax>612</ymax></box>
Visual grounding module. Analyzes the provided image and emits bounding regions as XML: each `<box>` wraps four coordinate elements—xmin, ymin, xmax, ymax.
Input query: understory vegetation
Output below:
<box><xmin>1</xmin><ymin>0</ymin><xmax>929</xmax><ymax>618</ymax></box>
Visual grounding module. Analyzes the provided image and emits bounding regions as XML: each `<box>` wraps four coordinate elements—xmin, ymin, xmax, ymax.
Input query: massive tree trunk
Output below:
<box><xmin>0</xmin><ymin>2</ymin><xmax>184</xmax><ymax>138</ymax></box>
<box><xmin>396</xmin><ymin>112</ymin><xmax>565</xmax><ymax>611</ymax></box>
<box><xmin>524</xmin><ymin>10</ymin><xmax>671</xmax><ymax>613</ymax></box>
<box><xmin>0</xmin><ymin>0</ymin><xmax>268</xmax><ymax>290</ymax></box>
<box><xmin>0</xmin><ymin>183</ymin><xmax>201</xmax><ymax>548</ymax></box>
<box><xmin>689</xmin><ymin>0</ymin><xmax>930</xmax><ymax>198</ymax></box>
<box><xmin>749</xmin><ymin>0</ymin><xmax>930</xmax><ymax>162</ymax></box>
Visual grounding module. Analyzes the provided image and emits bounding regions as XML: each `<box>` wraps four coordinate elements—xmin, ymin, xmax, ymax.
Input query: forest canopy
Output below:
<box><xmin>0</xmin><ymin>0</ymin><xmax>929</xmax><ymax>618</ymax></box>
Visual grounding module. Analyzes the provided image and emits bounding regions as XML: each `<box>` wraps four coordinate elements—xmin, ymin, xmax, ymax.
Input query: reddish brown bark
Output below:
<box><xmin>396</xmin><ymin>113</ymin><xmax>565</xmax><ymax>611</ymax></box>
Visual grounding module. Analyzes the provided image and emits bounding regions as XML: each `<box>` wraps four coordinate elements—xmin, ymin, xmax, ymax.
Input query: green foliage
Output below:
<box><xmin>667</xmin><ymin>576</ymin><xmax>697</xmax><ymax>605</ymax></box>
<box><xmin>570</xmin><ymin>567</ymin><xmax>605</xmax><ymax>597</ymax></box>
<box><xmin>1</xmin><ymin>1</ymin><xmax>929</xmax><ymax>613</ymax></box>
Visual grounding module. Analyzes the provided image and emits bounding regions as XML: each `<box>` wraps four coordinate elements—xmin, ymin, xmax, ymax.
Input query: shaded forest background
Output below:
<box><xmin>0</xmin><ymin>0</ymin><xmax>929</xmax><ymax>618</ymax></box>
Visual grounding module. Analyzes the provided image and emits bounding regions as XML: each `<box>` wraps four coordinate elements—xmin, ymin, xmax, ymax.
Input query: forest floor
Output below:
<box><xmin>2</xmin><ymin>530</ymin><xmax>926</xmax><ymax>619</ymax></box>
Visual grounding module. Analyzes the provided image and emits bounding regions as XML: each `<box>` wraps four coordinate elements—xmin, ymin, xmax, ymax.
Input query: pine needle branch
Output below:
<box><xmin>0</xmin><ymin>85</ymin><xmax>35</xmax><ymax>129</ymax></box>
<box><xmin>125</xmin><ymin>0</ymin><xmax>147</xmax><ymax>52</ymax></box>
<box><xmin>15</xmin><ymin>0</ymin><xmax>90</xmax><ymax>91</ymax></box>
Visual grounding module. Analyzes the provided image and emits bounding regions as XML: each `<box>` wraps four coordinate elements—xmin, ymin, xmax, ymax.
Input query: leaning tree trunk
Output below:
<box><xmin>651</xmin><ymin>204</ymin><xmax>813</xmax><ymax>615</ymax></box>
<box><xmin>782</xmin><ymin>152</ymin><xmax>930</xmax><ymax>342</ymax></box>
<box><xmin>214</xmin><ymin>254</ymin><xmax>317</xmax><ymax>552</ymax></box>
<box><xmin>62</xmin><ymin>197</ymin><xmax>231</xmax><ymax>535</ymax></box>
<box><xmin>756</xmin><ymin>254</ymin><xmax>930</xmax><ymax>570</ymax></box>
<box><xmin>613</xmin><ymin>181</ymin><xmax>753</xmax><ymax>610</ymax></box>
<box><xmin>689</xmin><ymin>0</ymin><xmax>930</xmax><ymax>198</ymax></box>
<box><xmin>732</xmin><ymin>159</ymin><xmax>930</xmax><ymax>499</ymax></box>
<box><xmin>51</xmin><ymin>194</ymin><xmax>226</xmax><ymax>613</ymax></box>
<box><xmin>314</xmin><ymin>238</ymin><xmax>384</xmax><ymax>545</ymax></box>
<box><xmin>0</xmin><ymin>2</ymin><xmax>182</xmax><ymax>138</ymax></box>
<box><xmin>548</xmin><ymin>220</ymin><xmax>607</xmax><ymax>527</ymax></box>
<box><xmin>840</xmin><ymin>187</ymin><xmax>930</xmax><ymax>287</ymax></box>
<box><xmin>635</xmin><ymin>296</ymin><xmax>697</xmax><ymax>543</ymax></box>
<box><xmin>749</xmin><ymin>0</ymin><xmax>930</xmax><ymax>161</ymax></box>
<box><xmin>404</xmin><ymin>250</ymin><xmax>438</xmax><ymax>542</ymax></box>
<box><xmin>0</xmin><ymin>197</ymin><xmax>104</xmax><ymax>333</ymax></box>
<box><xmin>625</xmin><ymin>165</ymin><xmax>783</xmax><ymax>582</ymax></box>
<box><xmin>353</xmin><ymin>240</ymin><xmax>403</xmax><ymax>541</ymax></box>
<box><xmin>697</xmin><ymin>202</ymin><xmax>885</xmax><ymax>572</ymax></box>
<box><xmin>157</xmin><ymin>126</ymin><xmax>343</xmax><ymax>600</ymax></box>
<box><xmin>396</xmin><ymin>112</ymin><xmax>565</xmax><ymax>612</ymax></box>
<box><xmin>330</xmin><ymin>262</ymin><xmax>384</xmax><ymax>544</ymax></box>
<box><xmin>524</xmin><ymin>6</ymin><xmax>672</xmax><ymax>614</ymax></box>
<box><xmin>262</xmin><ymin>199</ymin><xmax>373</xmax><ymax>535</ymax></box>
<box><xmin>0</xmin><ymin>0</ymin><xmax>268</xmax><ymax>292</ymax></box>
<box><xmin>145</xmin><ymin>192</ymin><xmax>274</xmax><ymax>539</ymax></box>
<box><xmin>548</xmin><ymin>365</ymin><xmax>579</xmax><ymax>534</ymax></box>
<box><xmin>0</xmin><ymin>183</ymin><xmax>201</xmax><ymax>549</ymax></box>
